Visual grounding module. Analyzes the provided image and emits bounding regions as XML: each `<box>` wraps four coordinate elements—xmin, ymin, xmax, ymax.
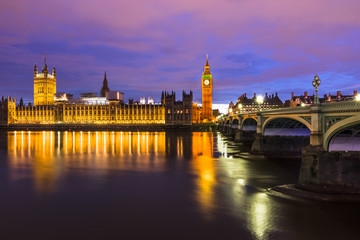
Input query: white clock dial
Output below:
<box><xmin>204</xmin><ymin>79</ymin><xmax>210</xmax><ymax>85</ymax></box>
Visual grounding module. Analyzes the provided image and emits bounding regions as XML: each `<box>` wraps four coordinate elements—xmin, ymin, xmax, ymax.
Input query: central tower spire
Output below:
<box><xmin>100</xmin><ymin>71</ymin><xmax>110</xmax><ymax>97</ymax></box>
<box><xmin>201</xmin><ymin>55</ymin><xmax>213</xmax><ymax>122</ymax></box>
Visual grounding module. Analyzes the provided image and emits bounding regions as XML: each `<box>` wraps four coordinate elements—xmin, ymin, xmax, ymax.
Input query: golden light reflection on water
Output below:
<box><xmin>191</xmin><ymin>132</ymin><xmax>215</xmax><ymax>220</ymax></box>
<box><xmin>6</xmin><ymin>131</ymin><xmax>274</xmax><ymax>237</ymax></box>
<box><xmin>8</xmin><ymin>131</ymin><xmax>166</xmax><ymax>193</ymax></box>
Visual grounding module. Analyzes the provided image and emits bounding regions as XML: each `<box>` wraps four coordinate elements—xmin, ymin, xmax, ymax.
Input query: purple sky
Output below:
<box><xmin>1</xmin><ymin>0</ymin><xmax>359</xmax><ymax>110</ymax></box>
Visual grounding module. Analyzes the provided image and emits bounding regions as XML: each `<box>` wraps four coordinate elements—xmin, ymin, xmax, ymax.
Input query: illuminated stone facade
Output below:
<box><xmin>10</xmin><ymin>102</ymin><xmax>164</xmax><ymax>124</ymax></box>
<box><xmin>34</xmin><ymin>64</ymin><xmax>56</xmax><ymax>106</ymax></box>
<box><xmin>0</xmin><ymin>96</ymin><xmax>16</xmax><ymax>124</ymax></box>
<box><xmin>162</xmin><ymin>91</ymin><xmax>192</xmax><ymax>125</ymax></box>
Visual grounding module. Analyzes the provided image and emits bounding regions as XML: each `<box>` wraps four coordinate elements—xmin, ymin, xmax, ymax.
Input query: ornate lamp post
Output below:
<box><xmin>256</xmin><ymin>95</ymin><xmax>264</xmax><ymax>111</ymax></box>
<box><xmin>312</xmin><ymin>74</ymin><xmax>321</xmax><ymax>104</ymax></box>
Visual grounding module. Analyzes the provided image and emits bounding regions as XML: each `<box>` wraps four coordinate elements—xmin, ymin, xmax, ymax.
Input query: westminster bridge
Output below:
<box><xmin>218</xmin><ymin>100</ymin><xmax>360</xmax><ymax>195</ymax></box>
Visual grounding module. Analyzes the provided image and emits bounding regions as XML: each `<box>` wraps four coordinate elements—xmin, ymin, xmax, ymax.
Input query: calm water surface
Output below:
<box><xmin>0</xmin><ymin>131</ymin><xmax>360</xmax><ymax>240</ymax></box>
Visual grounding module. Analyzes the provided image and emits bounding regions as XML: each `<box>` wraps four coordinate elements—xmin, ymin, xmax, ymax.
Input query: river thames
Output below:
<box><xmin>0</xmin><ymin>131</ymin><xmax>359</xmax><ymax>239</ymax></box>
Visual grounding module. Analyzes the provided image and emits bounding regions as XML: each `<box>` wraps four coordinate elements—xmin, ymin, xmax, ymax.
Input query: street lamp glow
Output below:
<box><xmin>237</xmin><ymin>178</ymin><xmax>245</xmax><ymax>185</ymax></box>
<box><xmin>256</xmin><ymin>95</ymin><xmax>264</xmax><ymax>104</ymax></box>
<box><xmin>356</xmin><ymin>95</ymin><xmax>360</xmax><ymax>101</ymax></box>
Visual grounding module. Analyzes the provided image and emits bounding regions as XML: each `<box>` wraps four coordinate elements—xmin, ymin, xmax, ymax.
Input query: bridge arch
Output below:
<box><xmin>232</xmin><ymin>118</ymin><xmax>239</xmax><ymax>125</ymax></box>
<box><xmin>241</xmin><ymin>117</ymin><xmax>257</xmax><ymax>131</ymax></box>
<box><xmin>262</xmin><ymin>116</ymin><xmax>311</xmax><ymax>135</ymax></box>
<box><xmin>324</xmin><ymin>115</ymin><xmax>360</xmax><ymax>150</ymax></box>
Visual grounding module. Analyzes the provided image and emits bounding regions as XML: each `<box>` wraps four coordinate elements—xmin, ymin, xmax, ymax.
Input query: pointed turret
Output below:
<box><xmin>100</xmin><ymin>71</ymin><xmax>110</xmax><ymax>97</ymax></box>
<box><xmin>42</xmin><ymin>64</ymin><xmax>48</xmax><ymax>75</ymax></box>
<box><xmin>203</xmin><ymin>54</ymin><xmax>211</xmax><ymax>75</ymax></box>
<box><xmin>53</xmin><ymin>65</ymin><xmax>56</xmax><ymax>77</ymax></box>
<box><xmin>34</xmin><ymin>64</ymin><xmax>38</xmax><ymax>77</ymax></box>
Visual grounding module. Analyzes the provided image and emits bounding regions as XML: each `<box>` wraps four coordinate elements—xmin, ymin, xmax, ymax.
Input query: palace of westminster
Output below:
<box><xmin>0</xmin><ymin>56</ymin><xmax>214</xmax><ymax>125</ymax></box>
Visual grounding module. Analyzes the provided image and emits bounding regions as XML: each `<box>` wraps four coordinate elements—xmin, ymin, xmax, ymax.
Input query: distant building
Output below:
<box><xmin>106</xmin><ymin>91</ymin><xmax>124</xmax><ymax>102</ymax></box>
<box><xmin>147</xmin><ymin>97</ymin><xmax>154</xmax><ymax>105</ymax></box>
<box><xmin>54</xmin><ymin>92</ymin><xmax>74</xmax><ymax>102</ymax></box>
<box><xmin>162</xmin><ymin>91</ymin><xmax>192</xmax><ymax>125</ymax></box>
<box><xmin>228</xmin><ymin>93</ymin><xmax>283</xmax><ymax>114</ymax></box>
<box><xmin>0</xmin><ymin>96</ymin><xmax>16</xmax><ymax>124</ymax></box>
<box><xmin>290</xmin><ymin>91</ymin><xmax>358</xmax><ymax>107</ymax></box>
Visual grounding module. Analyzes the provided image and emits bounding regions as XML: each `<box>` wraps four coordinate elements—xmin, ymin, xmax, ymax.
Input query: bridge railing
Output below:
<box><xmin>321</xmin><ymin>100</ymin><xmax>360</xmax><ymax>112</ymax></box>
<box><xmin>218</xmin><ymin>106</ymin><xmax>311</xmax><ymax>120</ymax></box>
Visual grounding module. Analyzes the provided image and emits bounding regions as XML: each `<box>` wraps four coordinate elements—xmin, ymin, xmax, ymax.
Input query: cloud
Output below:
<box><xmin>0</xmin><ymin>0</ymin><xmax>360</xmax><ymax>104</ymax></box>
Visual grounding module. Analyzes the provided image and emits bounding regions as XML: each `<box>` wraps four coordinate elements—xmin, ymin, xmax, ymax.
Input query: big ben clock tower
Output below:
<box><xmin>201</xmin><ymin>55</ymin><xmax>213</xmax><ymax>121</ymax></box>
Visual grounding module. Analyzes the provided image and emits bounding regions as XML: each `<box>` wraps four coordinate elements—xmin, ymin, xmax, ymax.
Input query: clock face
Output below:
<box><xmin>204</xmin><ymin>79</ymin><xmax>210</xmax><ymax>85</ymax></box>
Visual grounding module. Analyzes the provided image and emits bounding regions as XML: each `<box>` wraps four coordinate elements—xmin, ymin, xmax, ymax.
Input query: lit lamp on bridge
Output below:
<box><xmin>238</xmin><ymin>104</ymin><xmax>243</xmax><ymax>114</ymax></box>
<box><xmin>355</xmin><ymin>94</ymin><xmax>360</xmax><ymax>102</ymax></box>
<box><xmin>256</xmin><ymin>95</ymin><xmax>264</xmax><ymax>111</ymax></box>
<box><xmin>312</xmin><ymin>74</ymin><xmax>321</xmax><ymax>104</ymax></box>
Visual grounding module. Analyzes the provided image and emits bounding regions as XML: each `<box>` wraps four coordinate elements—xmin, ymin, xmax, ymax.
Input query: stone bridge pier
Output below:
<box><xmin>298</xmin><ymin>105</ymin><xmax>360</xmax><ymax>194</ymax></box>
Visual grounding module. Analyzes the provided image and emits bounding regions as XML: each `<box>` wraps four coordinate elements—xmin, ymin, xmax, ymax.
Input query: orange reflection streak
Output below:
<box><xmin>191</xmin><ymin>132</ymin><xmax>215</xmax><ymax>220</ymax></box>
<box><xmin>88</xmin><ymin>132</ymin><xmax>91</xmax><ymax>154</ymax></box>
<box><xmin>137</xmin><ymin>132</ymin><xmax>140</xmax><ymax>154</ymax></box>
<box><xmin>64</xmin><ymin>131</ymin><xmax>68</xmax><ymax>154</ymax></box>
<box><xmin>129</xmin><ymin>132</ymin><xmax>132</xmax><ymax>155</ymax></box>
<box><xmin>120</xmin><ymin>132</ymin><xmax>123</xmax><ymax>154</ymax></box>
<box><xmin>95</xmin><ymin>131</ymin><xmax>98</xmax><ymax>153</ymax></box>
<box><xmin>112</xmin><ymin>132</ymin><xmax>115</xmax><ymax>155</ymax></box>
<box><xmin>57</xmin><ymin>131</ymin><xmax>60</xmax><ymax>153</ymax></box>
<box><xmin>28</xmin><ymin>131</ymin><xmax>31</xmax><ymax>155</ymax></box>
<box><xmin>80</xmin><ymin>131</ymin><xmax>83</xmax><ymax>153</ymax></box>
<box><xmin>155</xmin><ymin>133</ymin><xmax>158</xmax><ymax>154</ymax></box>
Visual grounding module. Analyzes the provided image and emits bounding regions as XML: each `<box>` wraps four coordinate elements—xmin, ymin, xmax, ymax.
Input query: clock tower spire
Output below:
<box><xmin>201</xmin><ymin>55</ymin><xmax>213</xmax><ymax>121</ymax></box>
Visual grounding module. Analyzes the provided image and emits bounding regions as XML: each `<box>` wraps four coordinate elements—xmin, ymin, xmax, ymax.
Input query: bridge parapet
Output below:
<box><xmin>321</xmin><ymin>101</ymin><xmax>360</xmax><ymax>112</ymax></box>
